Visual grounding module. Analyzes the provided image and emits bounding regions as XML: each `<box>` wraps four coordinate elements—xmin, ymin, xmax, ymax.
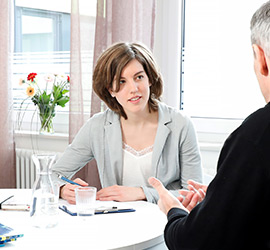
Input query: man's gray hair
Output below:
<box><xmin>251</xmin><ymin>1</ymin><xmax>270</xmax><ymax>57</ymax></box>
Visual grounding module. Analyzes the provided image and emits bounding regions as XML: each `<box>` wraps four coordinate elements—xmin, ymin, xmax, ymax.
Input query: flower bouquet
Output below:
<box><xmin>19</xmin><ymin>73</ymin><xmax>70</xmax><ymax>134</ymax></box>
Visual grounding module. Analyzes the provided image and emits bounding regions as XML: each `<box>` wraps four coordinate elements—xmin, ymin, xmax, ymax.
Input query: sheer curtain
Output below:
<box><xmin>70</xmin><ymin>0</ymin><xmax>156</xmax><ymax>188</ymax></box>
<box><xmin>91</xmin><ymin>0</ymin><xmax>156</xmax><ymax>114</ymax></box>
<box><xmin>0</xmin><ymin>0</ymin><xmax>16</xmax><ymax>188</ymax></box>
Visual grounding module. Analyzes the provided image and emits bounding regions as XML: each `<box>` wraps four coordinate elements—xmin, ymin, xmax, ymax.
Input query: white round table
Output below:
<box><xmin>0</xmin><ymin>189</ymin><xmax>168</xmax><ymax>250</ymax></box>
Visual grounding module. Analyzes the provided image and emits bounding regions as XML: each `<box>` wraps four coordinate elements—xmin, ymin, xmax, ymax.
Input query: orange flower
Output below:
<box><xmin>26</xmin><ymin>86</ymin><xmax>35</xmax><ymax>97</ymax></box>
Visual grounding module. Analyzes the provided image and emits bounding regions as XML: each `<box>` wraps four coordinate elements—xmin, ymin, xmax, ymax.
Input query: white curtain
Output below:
<box><xmin>0</xmin><ymin>0</ymin><xmax>16</xmax><ymax>187</ymax></box>
<box><xmin>90</xmin><ymin>0</ymin><xmax>156</xmax><ymax>115</ymax></box>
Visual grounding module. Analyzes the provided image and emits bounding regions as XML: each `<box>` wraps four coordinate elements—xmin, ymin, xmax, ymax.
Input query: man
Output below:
<box><xmin>149</xmin><ymin>1</ymin><xmax>270</xmax><ymax>249</ymax></box>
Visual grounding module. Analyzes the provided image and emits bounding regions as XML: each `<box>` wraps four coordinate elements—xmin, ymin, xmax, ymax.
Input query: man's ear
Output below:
<box><xmin>253</xmin><ymin>44</ymin><xmax>269</xmax><ymax>77</ymax></box>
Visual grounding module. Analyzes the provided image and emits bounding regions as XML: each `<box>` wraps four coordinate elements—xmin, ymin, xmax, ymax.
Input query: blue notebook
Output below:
<box><xmin>0</xmin><ymin>223</ymin><xmax>24</xmax><ymax>247</ymax></box>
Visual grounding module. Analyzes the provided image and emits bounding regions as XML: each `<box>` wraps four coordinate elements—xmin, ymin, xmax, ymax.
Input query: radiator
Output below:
<box><xmin>15</xmin><ymin>149</ymin><xmax>62</xmax><ymax>189</ymax></box>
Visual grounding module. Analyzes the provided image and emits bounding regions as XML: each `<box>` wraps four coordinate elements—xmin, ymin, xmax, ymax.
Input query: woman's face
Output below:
<box><xmin>110</xmin><ymin>59</ymin><xmax>151</xmax><ymax>117</ymax></box>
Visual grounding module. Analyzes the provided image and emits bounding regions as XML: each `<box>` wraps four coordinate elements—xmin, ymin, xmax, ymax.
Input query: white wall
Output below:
<box><xmin>153</xmin><ymin>0</ymin><xmax>181</xmax><ymax>109</ymax></box>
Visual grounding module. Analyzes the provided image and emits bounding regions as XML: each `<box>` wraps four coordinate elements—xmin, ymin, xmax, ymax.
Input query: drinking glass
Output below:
<box><xmin>75</xmin><ymin>186</ymin><xmax>97</xmax><ymax>218</ymax></box>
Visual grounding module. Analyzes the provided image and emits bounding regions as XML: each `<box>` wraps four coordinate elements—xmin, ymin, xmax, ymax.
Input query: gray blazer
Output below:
<box><xmin>52</xmin><ymin>102</ymin><xmax>202</xmax><ymax>203</ymax></box>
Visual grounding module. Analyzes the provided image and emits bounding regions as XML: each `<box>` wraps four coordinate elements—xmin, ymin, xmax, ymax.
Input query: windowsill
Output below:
<box><xmin>199</xmin><ymin>142</ymin><xmax>223</xmax><ymax>152</ymax></box>
<box><xmin>15</xmin><ymin>130</ymin><xmax>69</xmax><ymax>139</ymax></box>
<box><xmin>15</xmin><ymin>130</ymin><xmax>69</xmax><ymax>152</ymax></box>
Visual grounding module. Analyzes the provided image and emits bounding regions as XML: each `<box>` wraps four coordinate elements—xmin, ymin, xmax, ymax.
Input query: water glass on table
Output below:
<box><xmin>75</xmin><ymin>186</ymin><xmax>97</xmax><ymax>219</ymax></box>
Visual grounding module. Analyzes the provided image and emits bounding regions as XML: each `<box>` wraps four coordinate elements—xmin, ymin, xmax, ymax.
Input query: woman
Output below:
<box><xmin>52</xmin><ymin>42</ymin><xmax>202</xmax><ymax>204</ymax></box>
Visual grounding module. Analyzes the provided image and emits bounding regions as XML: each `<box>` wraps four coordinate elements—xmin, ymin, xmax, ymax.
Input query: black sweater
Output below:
<box><xmin>165</xmin><ymin>103</ymin><xmax>270</xmax><ymax>250</ymax></box>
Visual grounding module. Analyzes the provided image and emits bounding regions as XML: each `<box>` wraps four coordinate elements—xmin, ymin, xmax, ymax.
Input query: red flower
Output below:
<box><xmin>27</xmin><ymin>73</ymin><xmax>37</xmax><ymax>82</ymax></box>
<box><xmin>67</xmin><ymin>75</ymin><xmax>70</xmax><ymax>83</ymax></box>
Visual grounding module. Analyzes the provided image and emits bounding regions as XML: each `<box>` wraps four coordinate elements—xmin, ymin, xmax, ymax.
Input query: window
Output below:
<box><xmin>13</xmin><ymin>2</ymin><xmax>71</xmax><ymax>133</ymax></box>
<box><xmin>181</xmin><ymin>0</ymin><xmax>266</xmax><ymax>142</ymax></box>
<box><xmin>14</xmin><ymin>7</ymin><xmax>70</xmax><ymax>52</ymax></box>
<box><xmin>13</xmin><ymin>0</ymin><xmax>96</xmax><ymax>134</ymax></box>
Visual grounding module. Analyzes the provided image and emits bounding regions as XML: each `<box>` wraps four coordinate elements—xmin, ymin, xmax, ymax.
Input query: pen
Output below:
<box><xmin>59</xmin><ymin>205</ymin><xmax>77</xmax><ymax>216</ymax></box>
<box><xmin>57</xmin><ymin>174</ymin><xmax>83</xmax><ymax>186</ymax></box>
<box><xmin>0</xmin><ymin>195</ymin><xmax>14</xmax><ymax>206</ymax></box>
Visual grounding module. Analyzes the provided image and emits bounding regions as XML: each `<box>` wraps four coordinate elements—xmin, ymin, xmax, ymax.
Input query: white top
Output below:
<box><xmin>122</xmin><ymin>142</ymin><xmax>153</xmax><ymax>187</ymax></box>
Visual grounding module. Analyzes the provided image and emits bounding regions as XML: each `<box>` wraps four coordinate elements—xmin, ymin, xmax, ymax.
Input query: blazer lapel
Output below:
<box><xmin>104</xmin><ymin>112</ymin><xmax>123</xmax><ymax>184</ymax></box>
<box><xmin>152</xmin><ymin>103</ymin><xmax>172</xmax><ymax>176</ymax></box>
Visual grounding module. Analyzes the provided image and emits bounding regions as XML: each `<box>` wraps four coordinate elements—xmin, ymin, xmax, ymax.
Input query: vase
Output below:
<box><xmin>30</xmin><ymin>154</ymin><xmax>59</xmax><ymax>229</ymax></box>
<box><xmin>39</xmin><ymin>110</ymin><xmax>54</xmax><ymax>134</ymax></box>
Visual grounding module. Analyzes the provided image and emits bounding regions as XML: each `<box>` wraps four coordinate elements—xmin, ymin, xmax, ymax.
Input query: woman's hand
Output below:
<box><xmin>97</xmin><ymin>185</ymin><xmax>146</xmax><ymax>202</ymax></box>
<box><xmin>60</xmin><ymin>178</ymin><xmax>88</xmax><ymax>204</ymax></box>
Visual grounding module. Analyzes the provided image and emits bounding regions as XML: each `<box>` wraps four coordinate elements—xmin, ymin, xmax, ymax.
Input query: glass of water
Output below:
<box><xmin>75</xmin><ymin>186</ymin><xmax>97</xmax><ymax>218</ymax></box>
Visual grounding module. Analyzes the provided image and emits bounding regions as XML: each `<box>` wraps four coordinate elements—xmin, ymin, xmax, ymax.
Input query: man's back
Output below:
<box><xmin>164</xmin><ymin>103</ymin><xmax>270</xmax><ymax>249</ymax></box>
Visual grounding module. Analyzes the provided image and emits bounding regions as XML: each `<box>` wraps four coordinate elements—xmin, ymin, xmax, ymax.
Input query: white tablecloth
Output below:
<box><xmin>0</xmin><ymin>189</ymin><xmax>168</xmax><ymax>250</ymax></box>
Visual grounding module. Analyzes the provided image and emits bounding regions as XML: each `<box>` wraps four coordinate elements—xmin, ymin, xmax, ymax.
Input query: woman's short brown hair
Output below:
<box><xmin>92</xmin><ymin>42</ymin><xmax>163</xmax><ymax>119</ymax></box>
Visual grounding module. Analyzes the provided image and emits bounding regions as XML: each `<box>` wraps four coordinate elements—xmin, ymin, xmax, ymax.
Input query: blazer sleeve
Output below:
<box><xmin>179</xmin><ymin>117</ymin><xmax>203</xmax><ymax>189</ymax></box>
<box><xmin>141</xmin><ymin>186</ymin><xmax>159</xmax><ymax>203</ymax></box>
<box><xmin>51</xmin><ymin>118</ymin><xmax>94</xmax><ymax>180</ymax></box>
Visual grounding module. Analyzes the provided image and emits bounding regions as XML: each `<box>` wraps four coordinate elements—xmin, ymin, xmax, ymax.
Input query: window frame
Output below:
<box><xmin>14</xmin><ymin>6</ymin><xmax>70</xmax><ymax>53</ymax></box>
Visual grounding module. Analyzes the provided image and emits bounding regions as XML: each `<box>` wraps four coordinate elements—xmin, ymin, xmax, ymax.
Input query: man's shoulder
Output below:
<box><xmin>242</xmin><ymin>103</ymin><xmax>270</xmax><ymax>136</ymax></box>
<box><xmin>227</xmin><ymin>103</ymin><xmax>270</xmax><ymax>149</ymax></box>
